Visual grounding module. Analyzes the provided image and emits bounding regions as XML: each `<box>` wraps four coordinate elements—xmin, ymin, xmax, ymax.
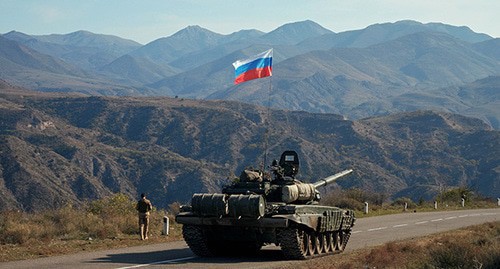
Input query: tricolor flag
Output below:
<box><xmin>232</xmin><ymin>48</ymin><xmax>273</xmax><ymax>85</ymax></box>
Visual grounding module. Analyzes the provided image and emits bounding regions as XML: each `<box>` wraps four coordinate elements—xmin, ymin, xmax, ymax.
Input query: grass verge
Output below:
<box><xmin>0</xmin><ymin>194</ymin><xmax>183</xmax><ymax>262</ymax></box>
<box><xmin>1</xmin><ymin>192</ymin><xmax>498</xmax><ymax>265</ymax></box>
<box><xmin>276</xmin><ymin>221</ymin><xmax>500</xmax><ymax>269</ymax></box>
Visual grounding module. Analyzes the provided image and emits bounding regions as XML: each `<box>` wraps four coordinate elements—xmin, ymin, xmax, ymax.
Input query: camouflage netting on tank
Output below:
<box><xmin>240</xmin><ymin>169</ymin><xmax>263</xmax><ymax>182</ymax></box>
<box><xmin>281</xmin><ymin>183</ymin><xmax>316</xmax><ymax>203</ymax></box>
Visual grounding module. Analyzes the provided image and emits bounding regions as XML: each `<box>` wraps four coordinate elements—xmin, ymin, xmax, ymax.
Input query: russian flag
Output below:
<box><xmin>232</xmin><ymin>49</ymin><xmax>273</xmax><ymax>85</ymax></box>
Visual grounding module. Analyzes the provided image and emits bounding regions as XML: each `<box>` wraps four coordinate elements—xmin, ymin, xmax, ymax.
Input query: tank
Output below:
<box><xmin>175</xmin><ymin>150</ymin><xmax>355</xmax><ymax>259</ymax></box>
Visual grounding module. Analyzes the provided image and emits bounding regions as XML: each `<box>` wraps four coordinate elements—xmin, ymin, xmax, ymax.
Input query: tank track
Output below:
<box><xmin>182</xmin><ymin>224</ymin><xmax>215</xmax><ymax>257</ymax></box>
<box><xmin>278</xmin><ymin>227</ymin><xmax>308</xmax><ymax>259</ymax></box>
<box><xmin>278</xmin><ymin>227</ymin><xmax>352</xmax><ymax>260</ymax></box>
<box><xmin>341</xmin><ymin>230</ymin><xmax>351</xmax><ymax>250</ymax></box>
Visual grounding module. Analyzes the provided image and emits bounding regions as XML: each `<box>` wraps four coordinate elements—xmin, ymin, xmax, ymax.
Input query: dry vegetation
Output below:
<box><xmin>0</xmin><ymin>193</ymin><xmax>183</xmax><ymax>262</ymax></box>
<box><xmin>277</xmin><ymin>221</ymin><xmax>500</xmax><ymax>269</ymax></box>
<box><xmin>321</xmin><ymin>187</ymin><xmax>497</xmax><ymax>218</ymax></box>
<box><xmin>0</xmin><ymin>190</ymin><xmax>498</xmax><ymax>264</ymax></box>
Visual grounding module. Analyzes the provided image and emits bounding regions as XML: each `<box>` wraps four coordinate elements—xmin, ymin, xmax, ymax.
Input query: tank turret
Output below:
<box><xmin>279</xmin><ymin>169</ymin><xmax>353</xmax><ymax>204</ymax></box>
<box><xmin>176</xmin><ymin>150</ymin><xmax>356</xmax><ymax>259</ymax></box>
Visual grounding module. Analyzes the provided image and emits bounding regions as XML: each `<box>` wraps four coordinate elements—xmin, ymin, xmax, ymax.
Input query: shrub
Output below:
<box><xmin>430</xmin><ymin>241</ymin><xmax>476</xmax><ymax>268</ymax></box>
<box><xmin>0</xmin><ymin>193</ymin><xmax>179</xmax><ymax>250</ymax></box>
<box><xmin>87</xmin><ymin>193</ymin><xmax>136</xmax><ymax>216</ymax></box>
<box><xmin>167</xmin><ymin>202</ymin><xmax>181</xmax><ymax>216</ymax></box>
<box><xmin>436</xmin><ymin>187</ymin><xmax>473</xmax><ymax>204</ymax></box>
<box><xmin>2</xmin><ymin>223</ymin><xmax>31</xmax><ymax>245</ymax></box>
<box><xmin>480</xmin><ymin>244</ymin><xmax>500</xmax><ymax>269</ymax></box>
<box><xmin>84</xmin><ymin>193</ymin><xmax>140</xmax><ymax>238</ymax></box>
<box><xmin>363</xmin><ymin>241</ymin><xmax>425</xmax><ymax>268</ymax></box>
<box><xmin>391</xmin><ymin>197</ymin><xmax>417</xmax><ymax>209</ymax></box>
<box><xmin>321</xmin><ymin>188</ymin><xmax>386</xmax><ymax>210</ymax></box>
<box><xmin>334</xmin><ymin>198</ymin><xmax>364</xmax><ymax>211</ymax></box>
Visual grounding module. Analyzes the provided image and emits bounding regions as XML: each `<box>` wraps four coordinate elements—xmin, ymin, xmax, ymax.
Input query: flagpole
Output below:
<box><xmin>262</xmin><ymin>74</ymin><xmax>272</xmax><ymax>171</ymax></box>
<box><xmin>232</xmin><ymin>48</ymin><xmax>273</xmax><ymax>172</ymax></box>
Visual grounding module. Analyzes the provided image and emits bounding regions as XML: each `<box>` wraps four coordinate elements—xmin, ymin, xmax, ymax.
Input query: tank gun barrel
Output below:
<box><xmin>313</xmin><ymin>169</ymin><xmax>353</xmax><ymax>188</ymax></box>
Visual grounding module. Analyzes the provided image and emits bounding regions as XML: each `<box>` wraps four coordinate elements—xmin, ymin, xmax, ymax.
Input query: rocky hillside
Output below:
<box><xmin>0</xmin><ymin>85</ymin><xmax>498</xmax><ymax>211</ymax></box>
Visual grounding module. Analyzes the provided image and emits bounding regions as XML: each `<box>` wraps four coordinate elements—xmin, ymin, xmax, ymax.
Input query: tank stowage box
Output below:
<box><xmin>176</xmin><ymin>150</ymin><xmax>355</xmax><ymax>259</ymax></box>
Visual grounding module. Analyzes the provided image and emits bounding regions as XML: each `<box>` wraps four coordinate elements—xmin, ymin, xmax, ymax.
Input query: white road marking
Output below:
<box><xmin>368</xmin><ymin>227</ymin><xmax>388</xmax><ymax>231</ymax></box>
<box><xmin>482</xmin><ymin>213</ymin><xmax>498</xmax><ymax>216</ymax></box>
<box><xmin>114</xmin><ymin>211</ymin><xmax>493</xmax><ymax>269</ymax></box>
<box><xmin>114</xmin><ymin>256</ymin><xmax>196</xmax><ymax>269</ymax></box>
<box><xmin>363</xmin><ymin>210</ymin><xmax>498</xmax><ymax>232</ymax></box>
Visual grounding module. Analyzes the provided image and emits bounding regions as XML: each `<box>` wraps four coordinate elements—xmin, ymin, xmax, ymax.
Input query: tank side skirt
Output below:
<box><xmin>176</xmin><ymin>215</ymin><xmax>289</xmax><ymax>228</ymax></box>
<box><xmin>176</xmin><ymin>213</ymin><xmax>326</xmax><ymax>231</ymax></box>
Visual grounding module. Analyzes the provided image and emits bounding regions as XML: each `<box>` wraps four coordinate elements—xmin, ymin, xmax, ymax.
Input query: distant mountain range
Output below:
<box><xmin>0</xmin><ymin>84</ymin><xmax>498</xmax><ymax>211</ymax></box>
<box><xmin>1</xmin><ymin>20</ymin><xmax>499</xmax><ymax>128</ymax></box>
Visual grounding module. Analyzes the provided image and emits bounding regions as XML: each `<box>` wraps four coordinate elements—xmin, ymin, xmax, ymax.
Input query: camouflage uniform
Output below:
<box><xmin>136</xmin><ymin>193</ymin><xmax>153</xmax><ymax>240</ymax></box>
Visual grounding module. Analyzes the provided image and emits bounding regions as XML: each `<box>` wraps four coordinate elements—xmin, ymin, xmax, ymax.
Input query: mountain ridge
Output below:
<box><xmin>4</xmin><ymin>30</ymin><xmax>142</xmax><ymax>71</ymax></box>
<box><xmin>1</xmin><ymin>20</ymin><xmax>498</xmax><ymax>130</ymax></box>
<box><xmin>201</xmin><ymin>32</ymin><xmax>499</xmax><ymax>123</ymax></box>
<box><xmin>299</xmin><ymin>20</ymin><xmax>492</xmax><ymax>50</ymax></box>
<box><xmin>0</xmin><ymin>88</ymin><xmax>497</xmax><ymax>211</ymax></box>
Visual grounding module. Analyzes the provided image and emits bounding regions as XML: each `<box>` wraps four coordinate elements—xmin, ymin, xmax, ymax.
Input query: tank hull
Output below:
<box><xmin>176</xmin><ymin>204</ymin><xmax>355</xmax><ymax>259</ymax></box>
<box><xmin>177</xmin><ymin>205</ymin><xmax>354</xmax><ymax>230</ymax></box>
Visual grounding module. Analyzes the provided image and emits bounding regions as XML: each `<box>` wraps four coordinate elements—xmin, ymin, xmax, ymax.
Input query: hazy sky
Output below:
<box><xmin>1</xmin><ymin>0</ymin><xmax>499</xmax><ymax>44</ymax></box>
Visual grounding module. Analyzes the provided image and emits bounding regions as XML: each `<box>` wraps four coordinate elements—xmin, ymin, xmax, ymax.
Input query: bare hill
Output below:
<box><xmin>0</xmin><ymin>88</ymin><xmax>497</xmax><ymax>211</ymax></box>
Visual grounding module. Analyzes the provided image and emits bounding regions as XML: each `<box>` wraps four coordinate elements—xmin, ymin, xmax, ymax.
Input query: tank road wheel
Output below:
<box><xmin>311</xmin><ymin>233</ymin><xmax>322</xmax><ymax>255</ymax></box>
<box><xmin>182</xmin><ymin>225</ymin><xmax>214</xmax><ymax>257</ymax></box>
<box><xmin>324</xmin><ymin>232</ymin><xmax>333</xmax><ymax>253</ymax></box>
<box><xmin>305</xmin><ymin>232</ymin><xmax>316</xmax><ymax>256</ymax></box>
<box><xmin>318</xmin><ymin>233</ymin><xmax>327</xmax><ymax>253</ymax></box>
<box><xmin>333</xmin><ymin>231</ymin><xmax>344</xmax><ymax>252</ymax></box>
<box><xmin>278</xmin><ymin>227</ymin><xmax>309</xmax><ymax>260</ymax></box>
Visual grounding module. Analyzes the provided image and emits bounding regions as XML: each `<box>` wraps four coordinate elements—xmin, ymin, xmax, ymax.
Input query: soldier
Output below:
<box><xmin>136</xmin><ymin>193</ymin><xmax>153</xmax><ymax>240</ymax></box>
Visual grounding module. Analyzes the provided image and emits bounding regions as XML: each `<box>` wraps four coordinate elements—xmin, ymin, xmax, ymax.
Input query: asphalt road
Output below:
<box><xmin>2</xmin><ymin>208</ymin><xmax>499</xmax><ymax>269</ymax></box>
